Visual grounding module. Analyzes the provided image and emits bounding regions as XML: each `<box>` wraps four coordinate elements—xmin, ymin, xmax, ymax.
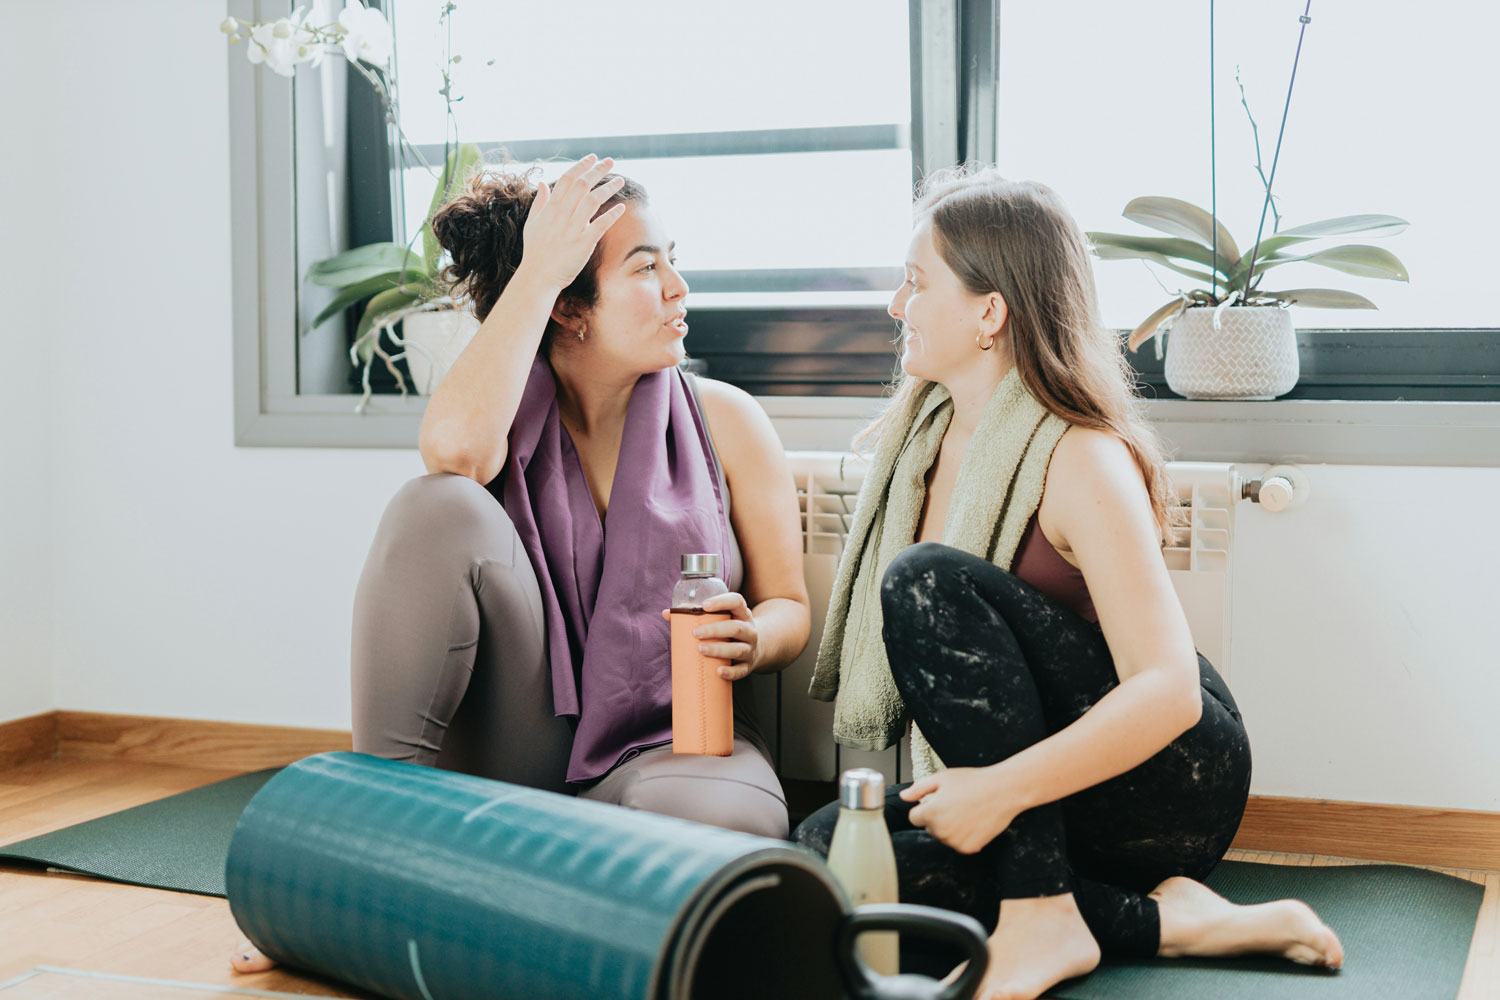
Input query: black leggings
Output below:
<box><xmin>793</xmin><ymin>542</ymin><xmax>1251</xmax><ymax>968</ymax></box>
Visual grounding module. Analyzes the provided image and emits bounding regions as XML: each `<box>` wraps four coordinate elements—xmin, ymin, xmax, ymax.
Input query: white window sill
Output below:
<box><xmin>758</xmin><ymin>396</ymin><xmax>1500</xmax><ymax>468</ymax></box>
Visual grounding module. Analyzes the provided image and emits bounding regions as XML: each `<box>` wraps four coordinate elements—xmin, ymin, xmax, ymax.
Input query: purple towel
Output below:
<box><xmin>495</xmin><ymin>356</ymin><xmax>732</xmax><ymax>783</ymax></box>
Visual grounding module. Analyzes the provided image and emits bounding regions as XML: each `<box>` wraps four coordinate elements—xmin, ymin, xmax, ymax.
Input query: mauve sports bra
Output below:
<box><xmin>1011</xmin><ymin>511</ymin><xmax>1098</xmax><ymax>624</ymax></box>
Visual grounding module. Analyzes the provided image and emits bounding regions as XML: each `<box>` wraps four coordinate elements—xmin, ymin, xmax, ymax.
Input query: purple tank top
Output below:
<box><xmin>1012</xmin><ymin>512</ymin><xmax>1097</xmax><ymax>623</ymax></box>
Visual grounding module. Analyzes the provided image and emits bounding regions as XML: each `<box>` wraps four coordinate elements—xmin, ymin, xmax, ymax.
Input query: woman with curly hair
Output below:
<box><xmin>233</xmin><ymin>156</ymin><xmax>808</xmax><ymax>973</ymax></box>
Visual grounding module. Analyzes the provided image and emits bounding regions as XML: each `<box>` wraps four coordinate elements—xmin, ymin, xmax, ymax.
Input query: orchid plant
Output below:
<box><xmin>1087</xmin><ymin>69</ymin><xmax>1411</xmax><ymax>354</ymax></box>
<box><xmin>225</xmin><ymin>1</ymin><xmax>487</xmax><ymax>409</ymax></box>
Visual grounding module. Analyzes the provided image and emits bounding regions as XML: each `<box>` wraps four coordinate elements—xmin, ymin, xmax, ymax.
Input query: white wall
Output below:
<box><xmin>0</xmin><ymin>5</ymin><xmax>58</xmax><ymax>725</ymax></box>
<box><xmin>1230</xmin><ymin>466</ymin><xmax>1500</xmax><ymax>812</ymax></box>
<box><xmin>4</xmin><ymin>3</ymin><xmax>1496</xmax><ymax>813</ymax></box>
<box><xmin>21</xmin><ymin>2</ymin><xmax>419</xmax><ymax>730</ymax></box>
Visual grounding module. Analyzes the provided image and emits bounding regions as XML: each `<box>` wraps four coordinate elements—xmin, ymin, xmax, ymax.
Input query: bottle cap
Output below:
<box><xmin>680</xmin><ymin>553</ymin><xmax>721</xmax><ymax>576</ymax></box>
<box><xmin>838</xmin><ymin>767</ymin><xmax>885</xmax><ymax>810</ymax></box>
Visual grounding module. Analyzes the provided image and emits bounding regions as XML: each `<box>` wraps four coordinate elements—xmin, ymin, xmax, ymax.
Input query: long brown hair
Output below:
<box><xmin>858</xmin><ymin>164</ymin><xmax>1179</xmax><ymax>545</ymax></box>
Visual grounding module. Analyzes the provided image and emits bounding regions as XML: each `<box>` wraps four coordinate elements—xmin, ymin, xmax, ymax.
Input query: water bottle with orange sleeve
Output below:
<box><xmin>670</xmin><ymin>553</ymin><xmax>734</xmax><ymax>756</ymax></box>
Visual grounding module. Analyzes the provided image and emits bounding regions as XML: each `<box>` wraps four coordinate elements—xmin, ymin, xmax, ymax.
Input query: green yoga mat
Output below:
<box><xmin>1049</xmin><ymin>860</ymin><xmax>1485</xmax><ymax>1000</ymax></box>
<box><xmin>0</xmin><ymin>763</ymin><xmax>1485</xmax><ymax>1000</ymax></box>
<box><xmin>0</xmin><ymin>768</ymin><xmax>282</xmax><ymax>896</ymax></box>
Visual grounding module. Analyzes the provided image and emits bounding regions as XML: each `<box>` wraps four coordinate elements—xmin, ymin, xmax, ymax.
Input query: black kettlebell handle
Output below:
<box><xmin>835</xmin><ymin>903</ymin><xmax>989</xmax><ymax>1000</ymax></box>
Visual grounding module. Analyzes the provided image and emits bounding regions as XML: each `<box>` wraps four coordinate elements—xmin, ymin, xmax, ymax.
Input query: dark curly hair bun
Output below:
<box><xmin>429</xmin><ymin>166</ymin><xmax>542</xmax><ymax>322</ymax></box>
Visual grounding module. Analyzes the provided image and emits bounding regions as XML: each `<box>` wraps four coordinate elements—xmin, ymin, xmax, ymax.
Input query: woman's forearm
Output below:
<box><xmin>995</xmin><ymin>668</ymin><xmax>1202</xmax><ymax>812</ymax></box>
<box><xmin>417</xmin><ymin>264</ymin><xmax>563</xmax><ymax>483</ymax></box>
<box><xmin>749</xmin><ymin>597</ymin><xmax>811</xmax><ymax>674</ymax></box>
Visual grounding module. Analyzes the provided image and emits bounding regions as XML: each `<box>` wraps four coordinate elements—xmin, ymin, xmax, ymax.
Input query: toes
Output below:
<box><xmin>1320</xmin><ymin>926</ymin><xmax>1345</xmax><ymax>969</ymax></box>
<box><xmin>229</xmin><ymin>943</ymin><xmax>276</xmax><ymax>973</ymax></box>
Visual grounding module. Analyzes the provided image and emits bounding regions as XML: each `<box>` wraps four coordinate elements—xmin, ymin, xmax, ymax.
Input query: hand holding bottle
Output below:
<box><xmin>662</xmin><ymin>592</ymin><xmax>760</xmax><ymax>681</ymax></box>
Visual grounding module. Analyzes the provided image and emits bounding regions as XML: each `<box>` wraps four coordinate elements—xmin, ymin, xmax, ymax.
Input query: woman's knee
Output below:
<box><xmin>371</xmin><ymin>473</ymin><xmax>519</xmax><ymax>567</ymax></box>
<box><xmin>880</xmin><ymin>542</ymin><xmax>958</xmax><ymax>607</ymax></box>
<box><xmin>385</xmin><ymin>473</ymin><xmax>505</xmax><ymax>532</ymax></box>
<box><xmin>790</xmin><ymin>800</ymin><xmax>840</xmax><ymax>855</ymax></box>
<box><xmin>621</xmin><ymin>775</ymin><xmax>790</xmax><ymax>840</ymax></box>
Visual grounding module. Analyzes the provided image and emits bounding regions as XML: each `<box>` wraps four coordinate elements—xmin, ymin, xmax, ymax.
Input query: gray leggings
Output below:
<box><xmin>350</xmin><ymin>473</ymin><xmax>789</xmax><ymax>840</ymax></box>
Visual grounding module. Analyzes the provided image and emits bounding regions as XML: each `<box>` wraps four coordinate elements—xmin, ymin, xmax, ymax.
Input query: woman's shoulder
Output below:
<box><xmin>1041</xmin><ymin>425</ymin><xmax>1149</xmax><ymax>532</ymax></box>
<box><xmin>1050</xmin><ymin>424</ymin><xmax>1134</xmax><ymax>469</ymax></box>
<box><xmin>694</xmin><ymin>376</ymin><xmax>766</xmax><ymax>439</ymax></box>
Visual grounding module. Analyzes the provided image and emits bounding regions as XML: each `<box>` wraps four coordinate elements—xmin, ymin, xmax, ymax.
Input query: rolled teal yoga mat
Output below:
<box><xmin>226</xmin><ymin>752</ymin><xmax>988</xmax><ymax>1000</ymax></box>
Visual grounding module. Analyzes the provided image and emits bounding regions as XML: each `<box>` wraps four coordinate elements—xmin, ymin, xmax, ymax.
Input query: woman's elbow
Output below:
<box><xmin>419</xmin><ymin>434</ymin><xmax>502</xmax><ymax>485</ymax></box>
<box><xmin>1175</xmin><ymin>677</ymin><xmax>1204</xmax><ymax>734</ymax></box>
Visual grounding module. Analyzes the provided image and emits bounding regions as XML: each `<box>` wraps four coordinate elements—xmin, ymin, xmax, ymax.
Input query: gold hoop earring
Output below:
<box><xmin>976</xmin><ymin>333</ymin><xmax>995</xmax><ymax>351</ymax></box>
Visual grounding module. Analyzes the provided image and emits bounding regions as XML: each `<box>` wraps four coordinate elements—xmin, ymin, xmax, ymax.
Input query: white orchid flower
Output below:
<box><xmin>247</xmin><ymin>7</ymin><xmax>319</xmax><ymax>78</ymax></box>
<box><xmin>294</xmin><ymin>12</ymin><xmax>326</xmax><ymax>68</ymax></box>
<box><xmin>337</xmin><ymin>0</ymin><xmax>393</xmax><ymax>67</ymax></box>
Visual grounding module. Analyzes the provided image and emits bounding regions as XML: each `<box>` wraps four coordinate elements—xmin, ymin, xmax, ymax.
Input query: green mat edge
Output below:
<box><xmin>0</xmin><ymin>767</ymin><xmax>285</xmax><ymax>898</ymax></box>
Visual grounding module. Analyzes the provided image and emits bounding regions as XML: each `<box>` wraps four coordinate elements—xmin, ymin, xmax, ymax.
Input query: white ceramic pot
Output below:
<box><xmin>400</xmin><ymin>308</ymin><xmax>481</xmax><ymax>395</ymax></box>
<box><xmin>1163</xmin><ymin>304</ymin><xmax>1299</xmax><ymax>400</ymax></box>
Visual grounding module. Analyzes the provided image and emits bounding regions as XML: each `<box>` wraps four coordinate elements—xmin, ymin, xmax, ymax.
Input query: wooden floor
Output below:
<box><xmin>1</xmin><ymin>758</ymin><xmax>1496</xmax><ymax>999</ymax></box>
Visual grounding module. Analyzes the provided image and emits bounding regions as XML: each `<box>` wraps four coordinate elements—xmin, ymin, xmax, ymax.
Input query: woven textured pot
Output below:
<box><xmin>1164</xmin><ymin>305</ymin><xmax>1299</xmax><ymax>400</ymax></box>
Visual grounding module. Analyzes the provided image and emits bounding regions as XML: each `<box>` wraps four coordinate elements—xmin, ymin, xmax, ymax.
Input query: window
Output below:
<box><xmin>229</xmin><ymin>0</ymin><xmax>1496</xmax><ymax>449</ymax></box>
<box><xmin>389</xmin><ymin>0</ymin><xmax>924</xmax><ymax>395</ymax></box>
<box><xmin>996</xmin><ymin>0</ymin><xmax>1498</xmax><ymax>400</ymax></box>
<box><xmin>233</xmin><ymin>0</ymin><xmax>974</xmax><ymax>444</ymax></box>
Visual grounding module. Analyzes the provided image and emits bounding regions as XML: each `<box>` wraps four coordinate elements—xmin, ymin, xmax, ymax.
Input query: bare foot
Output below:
<box><xmin>1152</xmin><ymin>875</ymin><xmax>1344</xmax><ymax>969</ymax></box>
<box><xmin>946</xmin><ymin>894</ymin><xmax>1101</xmax><ymax>1000</ymax></box>
<box><xmin>229</xmin><ymin>939</ymin><xmax>277</xmax><ymax>974</ymax></box>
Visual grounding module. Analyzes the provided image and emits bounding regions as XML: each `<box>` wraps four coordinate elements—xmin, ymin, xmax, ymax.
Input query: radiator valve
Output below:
<box><xmin>1241</xmin><ymin>464</ymin><xmax>1310</xmax><ymax>512</ymax></box>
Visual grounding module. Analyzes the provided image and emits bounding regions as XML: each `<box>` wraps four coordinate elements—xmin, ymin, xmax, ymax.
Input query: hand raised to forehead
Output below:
<box><xmin>518</xmin><ymin>154</ymin><xmax>629</xmax><ymax>291</ymax></box>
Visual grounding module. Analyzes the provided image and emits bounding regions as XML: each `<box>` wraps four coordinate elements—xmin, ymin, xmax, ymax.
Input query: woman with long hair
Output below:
<box><xmin>233</xmin><ymin>155</ymin><xmax>809</xmax><ymax>973</ymax></box>
<box><xmin>794</xmin><ymin>165</ymin><xmax>1342</xmax><ymax>1000</ymax></box>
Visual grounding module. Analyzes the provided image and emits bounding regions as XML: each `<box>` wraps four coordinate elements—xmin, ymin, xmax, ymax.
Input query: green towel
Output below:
<box><xmin>807</xmin><ymin>368</ymin><xmax>1069</xmax><ymax>779</ymax></box>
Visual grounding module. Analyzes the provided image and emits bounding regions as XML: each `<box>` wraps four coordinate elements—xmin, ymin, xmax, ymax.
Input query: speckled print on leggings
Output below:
<box><xmin>794</xmin><ymin>542</ymin><xmax>1252</xmax><ymax>968</ymax></box>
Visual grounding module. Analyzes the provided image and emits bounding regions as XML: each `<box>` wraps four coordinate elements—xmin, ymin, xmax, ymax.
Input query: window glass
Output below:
<box><xmin>392</xmin><ymin>0</ymin><xmax>913</xmax><ymax>305</ymax></box>
<box><xmin>997</xmin><ymin>0</ymin><xmax>1499</xmax><ymax>330</ymax></box>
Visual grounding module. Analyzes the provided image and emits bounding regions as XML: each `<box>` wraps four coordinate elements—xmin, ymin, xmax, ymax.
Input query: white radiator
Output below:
<box><xmin>748</xmin><ymin>452</ymin><xmax>1240</xmax><ymax>787</ymax></box>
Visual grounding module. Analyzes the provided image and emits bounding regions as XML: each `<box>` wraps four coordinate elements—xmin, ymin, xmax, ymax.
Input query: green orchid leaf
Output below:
<box><xmin>1236</xmin><ymin>234</ymin><xmax>1316</xmax><ymax>264</ymax></box>
<box><xmin>1121</xmin><ymin>196</ymin><xmax>1241</xmax><ymax>266</ymax></box>
<box><xmin>423</xmin><ymin>142</ymin><xmax>484</xmax><ymax>273</ymax></box>
<box><xmin>1271</xmin><ymin>214</ymin><xmax>1409</xmax><ymax>240</ymax></box>
<box><xmin>1087</xmin><ymin>233</ymin><xmax>1234</xmax><ymax>278</ymax></box>
<box><xmin>1260</xmin><ymin>288</ymin><xmax>1380</xmax><ymax>309</ymax></box>
<box><xmin>1127</xmin><ymin>296</ymin><xmax>1191</xmax><ymax>353</ymax></box>
<box><xmin>1227</xmin><ymin>250</ymin><xmax>1297</xmax><ymax>290</ymax></box>
<box><xmin>313</xmin><ymin>273</ymin><xmax>434</xmax><ymax>330</ymax></box>
<box><xmin>354</xmin><ymin>287</ymin><xmax>427</xmax><ymax>364</ymax></box>
<box><xmin>308</xmin><ymin>242</ymin><xmax>427</xmax><ymax>287</ymax></box>
<box><xmin>1294</xmin><ymin>245</ymin><xmax>1410</xmax><ymax>281</ymax></box>
<box><xmin>1090</xmin><ymin>243</ymin><xmax>1222</xmax><ymax>286</ymax></box>
<box><xmin>1232</xmin><ymin>216</ymin><xmax>1409</xmax><ymax>277</ymax></box>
